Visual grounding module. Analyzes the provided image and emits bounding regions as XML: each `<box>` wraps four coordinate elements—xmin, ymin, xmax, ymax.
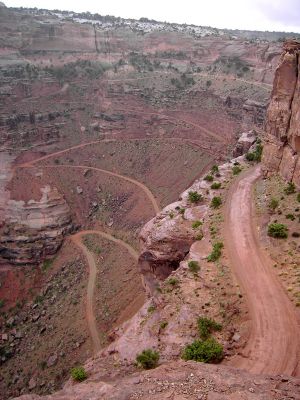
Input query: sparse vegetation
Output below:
<box><xmin>167</xmin><ymin>277</ymin><xmax>179</xmax><ymax>287</ymax></box>
<box><xmin>245</xmin><ymin>143</ymin><xmax>263</xmax><ymax>162</ymax></box>
<box><xmin>160</xmin><ymin>321</ymin><xmax>168</xmax><ymax>329</ymax></box>
<box><xmin>284</xmin><ymin>182</ymin><xmax>296</xmax><ymax>195</ymax></box>
<box><xmin>197</xmin><ymin>317</ymin><xmax>222</xmax><ymax>340</ymax></box>
<box><xmin>267</xmin><ymin>223</ymin><xmax>288</xmax><ymax>238</ymax></box>
<box><xmin>207</xmin><ymin>242</ymin><xmax>224</xmax><ymax>262</ymax></box>
<box><xmin>297</xmin><ymin>193</ymin><xmax>300</xmax><ymax>202</ymax></box>
<box><xmin>211</xmin><ymin>182</ymin><xmax>221</xmax><ymax>190</ymax></box>
<box><xmin>204</xmin><ymin>175</ymin><xmax>214</xmax><ymax>182</ymax></box>
<box><xmin>188</xmin><ymin>260</ymin><xmax>200</xmax><ymax>274</ymax></box>
<box><xmin>269</xmin><ymin>198</ymin><xmax>279</xmax><ymax>211</ymax></box>
<box><xmin>188</xmin><ymin>191</ymin><xmax>203</xmax><ymax>203</ymax></box>
<box><xmin>0</xmin><ymin>299</ymin><xmax>4</xmax><ymax>308</ymax></box>
<box><xmin>192</xmin><ymin>220</ymin><xmax>202</xmax><ymax>229</ymax></box>
<box><xmin>211</xmin><ymin>165</ymin><xmax>219</xmax><ymax>174</ymax></box>
<box><xmin>71</xmin><ymin>366</ymin><xmax>88</xmax><ymax>382</ymax></box>
<box><xmin>147</xmin><ymin>305</ymin><xmax>156</xmax><ymax>313</ymax></box>
<box><xmin>211</xmin><ymin>196</ymin><xmax>222</xmax><ymax>209</ymax></box>
<box><xmin>232</xmin><ymin>165</ymin><xmax>242</xmax><ymax>175</ymax></box>
<box><xmin>136</xmin><ymin>349</ymin><xmax>160</xmax><ymax>369</ymax></box>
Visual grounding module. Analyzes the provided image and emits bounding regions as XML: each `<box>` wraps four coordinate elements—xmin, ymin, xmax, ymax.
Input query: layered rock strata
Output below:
<box><xmin>0</xmin><ymin>185</ymin><xmax>72</xmax><ymax>265</ymax></box>
<box><xmin>262</xmin><ymin>40</ymin><xmax>300</xmax><ymax>187</ymax></box>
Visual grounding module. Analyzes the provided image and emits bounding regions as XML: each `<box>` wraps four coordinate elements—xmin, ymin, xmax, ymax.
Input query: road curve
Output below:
<box><xmin>225</xmin><ymin>165</ymin><xmax>300</xmax><ymax>376</ymax></box>
<box><xmin>71</xmin><ymin>230</ymin><xmax>138</xmax><ymax>354</ymax></box>
<box><xmin>41</xmin><ymin>164</ymin><xmax>160</xmax><ymax>214</ymax></box>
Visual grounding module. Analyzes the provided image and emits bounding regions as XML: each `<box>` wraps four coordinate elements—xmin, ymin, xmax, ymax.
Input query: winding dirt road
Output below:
<box><xmin>225</xmin><ymin>166</ymin><xmax>300</xmax><ymax>376</ymax></box>
<box><xmin>71</xmin><ymin>230</ymin><xmax>138</xmax><ymax>354</ymax></box>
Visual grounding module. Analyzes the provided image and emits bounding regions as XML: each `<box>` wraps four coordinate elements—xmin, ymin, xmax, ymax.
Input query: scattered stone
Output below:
<box><xmin>47</xmin><ymin>353</ymin><xmax>58</xmax><ymax>367</ymax></box>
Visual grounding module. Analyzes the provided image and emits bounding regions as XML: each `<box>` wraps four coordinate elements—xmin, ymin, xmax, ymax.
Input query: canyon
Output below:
<box><xmin>0</xmin><ymin>4</ymin><xmax>299</xmax><ymax>400</ymax></box>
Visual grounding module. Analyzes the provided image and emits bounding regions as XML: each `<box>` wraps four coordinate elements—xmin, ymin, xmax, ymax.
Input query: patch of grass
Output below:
<box><xmin>284</xmin><ymin>182</ymin><xmax>296</xmax><ymax>195</ymax></box>
<box><xmin>71</xmin><ymin>366</ymin><xmax>88</xmax><ymax>382</ymax></box>
<box><xmin>211</xmin><ymin>182</ymin><xmax>221</xmax><ymax>190</ymax></box>
<box><xmin>232</xmin><ymin>165</ymin><xmax>242</xmax><ymax>175</ymax></box>
<box><xmin>269</xmin><ymin>198</ymin><xmax>279</xmax><ymax>211</ymax></box>
<box><xmin>188</xmin><ymin>260</ymin><xmax>200</xmax><ymax>274</ymax></box>
<box><xmin>41</xmin><ymin>259</ymin><xmax>53</xmax><ymax>272</ymax></box>
<box><xmin>207</xmin><ymin>242</ymin><xmax>224</xmax><ymax>262</ymax></box>
<box><xmin>188</xmin><ymin>191</ymin><xmax>203</xmax><ymax>203</ymax></box>
<box><xmin>211</xmin><ymin>196</ymin><xmax>222</xmax><ymax>209</ymax></box>
<box><xmin>197</xmin><ymin>317</ymin><xmax>222</xmax><ymax>340</ymax></box>
<box><xmin>268</xmin><ymin>223</ymin><xmax>288</xmax><ymax>238</ymax></box>
<box><xmin>204</xmin><ymin>175</ymin><xmax>214</xmax><ymax>182</ymax></box>
<box><xmin>192</xmin><ymin>220</ymin><xmax>202</xmax><ymax>229</ymax></box>
<box><xmin>136</xmin><ymin>349</ymin><xmax>159</xmax><ymax>369</ymax></box>
<box><xmin>182</xmin><ymin>338</ymin><xmax>223</xmax><ymax>363</ymax></box>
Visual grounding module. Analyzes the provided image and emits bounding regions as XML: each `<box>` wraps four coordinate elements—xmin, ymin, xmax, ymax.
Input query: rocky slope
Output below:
<box><xmin>262</xmin><ymin>40</ymin><xmax>300</xmax><ymax>187</ymax></box>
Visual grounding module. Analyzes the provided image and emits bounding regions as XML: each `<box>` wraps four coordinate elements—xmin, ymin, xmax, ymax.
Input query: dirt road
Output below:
<box><xmin>225</xmin><ymin>165</ymin><xmax>300</xmax><ymax>376</ymax></box>
<box><xmin>41</xmin><ymin>164</ymin><xmax>160</xmax><ymax>214</ymax></box>
<box><xmin>71</xmin><ymin>230</ymin><xmax>138</xmax><ymax>354</ymax></box>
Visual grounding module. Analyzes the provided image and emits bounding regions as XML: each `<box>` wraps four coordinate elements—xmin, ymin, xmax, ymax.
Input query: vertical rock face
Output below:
<box><xmin>262</xmin><ymin>40</ymin><xmax>300</xmax><ymax>187</ymax></box>
<box><xmin>0</xmin><ymin>185</ymin><xmax>73</xmax><ymax>265</ymax></box>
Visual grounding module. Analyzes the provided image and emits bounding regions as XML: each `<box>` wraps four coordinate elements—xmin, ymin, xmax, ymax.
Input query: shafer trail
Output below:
<box><xmin>225</xmin><ymin>165</ymin><xmax>300</xmax><ymax>376</ymax></box>
<box><xmin>71</xmin><ymin>230</ymin><xmax>138</xmax><ymax>354</ymax></box>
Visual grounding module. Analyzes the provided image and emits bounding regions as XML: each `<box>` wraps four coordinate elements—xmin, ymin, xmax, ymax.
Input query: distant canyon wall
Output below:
<box><xmin>262</xmin><ymin>40</ymin><xmax>300</xmax><ymax>187</ymax></box>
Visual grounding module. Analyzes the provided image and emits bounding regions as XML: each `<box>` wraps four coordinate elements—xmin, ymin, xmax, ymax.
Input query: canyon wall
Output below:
<box><xmin>262</xmin><ymin>40</ymin><xmax>300</xmax><ymax>187</ymax></box>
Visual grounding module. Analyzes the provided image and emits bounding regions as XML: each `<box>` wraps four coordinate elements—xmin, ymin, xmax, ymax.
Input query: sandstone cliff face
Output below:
<box><xmin>262</xmin><ymin>40</ymin><xmax>300</xmax><ymax>187</ymax></box>
<box><xmin>0</xmin><ymin>185</ymin><xmax>73</xmax><ymax>265</ymax></box>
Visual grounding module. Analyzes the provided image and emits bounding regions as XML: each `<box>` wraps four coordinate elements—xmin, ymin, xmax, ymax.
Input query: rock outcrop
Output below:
<box><xmin>0</xmin><ymin>185</ymin><xmax>73</xmax><ymax>265</ymax></box>
<box><xmin>262</xmin><ymin>40</ymin><xmax>300</xmax><ymax>187</ymax></box>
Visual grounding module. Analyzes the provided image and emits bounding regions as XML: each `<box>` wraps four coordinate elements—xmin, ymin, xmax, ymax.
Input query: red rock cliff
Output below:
<box><xmin>262</xmin><ymin>40</ymin><xmax>300</xmax><ymax>186</ymax></box>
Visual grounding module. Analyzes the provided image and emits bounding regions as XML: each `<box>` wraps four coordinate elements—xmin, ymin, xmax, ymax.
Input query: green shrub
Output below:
<box><xmin>204</xmin><ymin>175</ymin><xmax>214</xmax><ymax>182</ymax></box>
<box><xmin>232</xmin><ymin>165</ymin><xmax>242</xmax><ymax>175</ymax></box>
<box><xmin>284</xmin><ymin>182</ymin><xmax>296</xmax><ymax>195</ymax></box>
<box><xmin>195</xmin><ymin>233</ymin><xmax>204</xmax><ymax>241</ymax></box>
<box><xmin>160</xmin><ymin>321</ymin><xmax>168</xmax><ymax>329</ymax></box>
<box><xmin>71</xmin><ymin>366</ymin><xmax>88</xmax><ymax>382</ymax></box>
<box><xmin>269</xmin><ymin>198</ymin><xmax>279</xmax><ymax>210</ymax></box>
<box><xmin>148</xmin><ymin>305</ymin><xmax>156</xmax><ymax>313</ymax></box>
<box><xmin>297</xmin><ymin>193</ymin><xmax>300</xmax><ymax>202</ymax></box>
<box><xmin>182</xmin><ymin>338</ymin><xmax>223</xmax><ymax>363</ymax></box>
<box><xmin>188</xmin><ymin>191</ymin><xmax>203</xmax><ymax>203</ymax></box>
<box><xmin>136</xmin><ymin>349</ymin><xmax>159</xmax><ymax>369</ymax></box>
<box><xmin>167</xmin><ymin>277</ymin><xmax>179</xmax><ymax>286</ymax></box>
<box><xmin>211</xmin><ymin>182</ymin><xmax>221</xmax><ymax>190</ymax></box>
<box><xmin>211</xmin><ymin>196</ymin><xmax>222</xmax><ymax>209</ymax></box>
<box><xmin>246</xmin><ymin>143</ymin><xmax>263</xmax><ymax>162</ymax></box>
<box><xmin>286</xmin><ymin>214</ymin><xmax>295</xmax><ymax>221</ymax></box>
<box><xmin>207</xmin><ymin>242</ymin><xmax>224</xmax><ymax>262</ymax></box>
<box><xmin>245</xmin><ymin>152</ymin><xmax>255</xmax><ymax>161</ymax></box>
<box><xmin>197</xmin><ymin>317</ymin><xmax>222</xmax><ymax>340</ymax></box>
<box><xmin>211</xmin><ymin>165</ymin><xmax>219</xmax><ymax>174</ymax></box>
<box><xmin>192</xmin><ymin>220</ymin><xmax>202</xmax><ymax>229</ymax></box>
<box><xmin>188</xmin><ymin>260</ymin><xmax>200</xmax><ymax>274</ymax></box>
<box><xmin>267</xmin><ymin>223</ymin><xmax>288</xmax><ymax>238</ymax></box>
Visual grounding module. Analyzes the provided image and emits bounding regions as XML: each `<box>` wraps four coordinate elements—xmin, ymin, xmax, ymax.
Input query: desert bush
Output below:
<box><xmin>197</xmin><ymin>317</ymin><xmax>222</xmax><ymax>340</ymax></box>
<box><xmin>167</xmin><ymin>277</ymin><xmax>179</xmax><ymax>286</ymax></box>
<box><xmin>136</xmin><ymin>349</ymin><xmax>159</xmax><ymax>369</ymax></box>
<box><xmin>188</xmin><ymin>191</ymin><xmax>203</xmax><ymax>203</ymax></box>
<box><xmin>211</xmin><ymin>196</ymin><xmax>222</xmax><ymax>209</ymax></box>
<box><xmin>267</xmin><ymin>223</ymin><xmax>288</xmax><ymax>238</ymax></box>
<box><xmin>182</xmin><ymin>338</ymin><xmax>223</xmax><ymax>363</ymax></box>
<box><xmin>188</xmin><ymin>260</ymin><xmax>200</xmax><ymax>274</ymax></box>
<box><xmin>204</xmin><ymin>175</ymin><xmax>214</xmax><ymax>182</ymax></box>
<box><xmin>211</xmin><ymin>165</ymin><xmax>219</xmax><ymax>174</ymax></box>
<box><xmin>286</xmin><ymin>214</ymin><xmax>295</xmax><ymax>221</ymax></box>
<box><xmin>232</xmin><ymin>165</ymin><xmax>242</xmax><ymax>175</ymax></box>
<box><xmin>246</xmin><ymin>143</ymin><xmax>263</xmax><ymax>162</ymax></box>
<box><xmin>71</xmin><ymin>366</ymin><xmax>87</xmax><ymax>382</ymax></box>
<box><xmin>211</xmin><ymin>182</ymin><xmax>221</xmax><ymax>190</ymax></box>
<box><xmin>207</xmin><ymin>242</ymin><xmax>224</xmax><ymax>262</ymax></box>
<box><xmin>297</xmin><ymin>193</ymin><xmax>300</xmax><ymax>202</ymax></box>
<box><xmin>160</xmin><ymin>321</ymin><xmax>168</xmax><ymax>329</ymax></box>
<box><xmin>284</xmin><ymin>182</ymin><xmax>296</xmax><ymax>195</ymax></box>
